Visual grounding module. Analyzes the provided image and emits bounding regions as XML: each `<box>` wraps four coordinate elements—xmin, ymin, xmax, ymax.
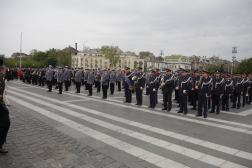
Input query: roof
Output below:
<box><xmin>164</xmin><ymin>55</ymin><xmax>188</xmax><ymax>59</ymax></box>
<box><xmin>11</xmin><ymin>52</ymin><xmax>28</xmax><ymax>57</ymax></box>
<box><xmin>66</xmin><ymin>47</ymin><xmax>79</xmax><ymax>53</ymax></box>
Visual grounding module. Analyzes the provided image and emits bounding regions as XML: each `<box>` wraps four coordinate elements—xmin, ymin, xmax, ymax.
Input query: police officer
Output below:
<box><xmin>124</xmin><ymin>67</ymin><xmax>133</xmax><ymax>103</ymax></box>
<box><xmin>84</xmin><ymin>68</ymin><xmax>89</xmax><ymax>89</ymax></box>
<box><xmin>161</xmin><ymin>69</ymin><xmax>174</xmax><ymax>111</ymax></box>
<box><xmin>57</xmin><ymin>67</ymin><xmax>64</xmax><ymax>94</ymax></box>
<box><xmin>155</xmin><ymin>68</ymin><xmax>161</xmax><ymax>104</ymax></box>
<box><xmin>96</xmin><ymin>68</ymin><xmax>102</xmax><ymax>92</ymax></box>
<box><xmin>110</xmin><ymin>69</ymin><xmax>116</xmax><ymax>94</ymax></box>
<box><xmin>94</xmin><ymin>68</ymin><xmax>98</xmax><ymax>88</ymax></box>
<box><xmin>87</xmin><ymin>68</ymin><xmax>94</xmax><ymax>96</ymax></box>
<box><xmin>191</xmin><ymin>70</ymin><xmax>201</xmax><ymax>110</ymax></box>
<box><xmin>177</xmin><ymin>69</ymin><xmax>191</xmax><ymax>114</ymax></box>
<box><xmin>195</xmin><ymin>70</ymin><xmax>212</xmax><ymax>118</ymax></box>
<box><xmin>75</xmin><ymin>67</ymin><xmax>82</xmax><ymax>93</ymax></box>
<box><xmin>232</xmin><ymin>73</ymin><xmax>244</xmax><ymax>109</ymax></box>
<box><xmin>64</xmin><ymin>66</ymin><xmax>71</xmax><ymax>91</ymax></box>
<box><xmin>248</xmin><ymin>73</ymin><xmax>252</xmax><ymax>105</ymax></box>
<box><xmin>145</xmin><ymin>70</ymin><xmax>151</xmax><ymax>95</ymax></box>
<box><xmin>210</xmin><ymin>70</ymin><xmax>224</xmax><ymax>114</ymax></box>
<box><xmin>222</xmin><ymin>74</ymin><xmax>233</xmax><ymax>111</ymax></box>
<box><xmin>101</xmin><ymin>69</ymin><xmax>109</xmax><ymax>99</ymax></box>
<box><xmin>47</xmin><ymin>65</ymin><xmax>53</xmax><ymax>92</ymax></box>
<box><xmin>147</xmin><ymin>70</ymin><xmax>159</xmax><ymax>108</ymax></box>
<box><xmin>134</xmin><ymin>67</ymin><xmax>145</xmax><ymax>106</ymax></box>
<box><xmin>242</xmin><ymin>73</ymin><xmax>249</xmax><ymax>107</ymax></box>
<box><xmin>116</xmin><ymin>69</ymin><xmax>122</xmax><ymax>91</ymax></box>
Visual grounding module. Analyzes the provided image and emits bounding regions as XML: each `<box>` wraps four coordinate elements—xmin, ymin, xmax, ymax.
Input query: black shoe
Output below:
<box><xmin>148</xmin><ymin>106</ymin><xmax>152</xmax><ymax>108</ymax></box>
<box><xmin>184</xmin><ymin>112</ymin><xmax>187</xmax><ymax>115</ymax></box>
<box><xmin>231</xmin><ymin>106</ymin><xmax>236</xmax><ymax>108</ymax></box>
<box><xmin>57</xmin><ymin>93</ymin><xmax>62</xmax><ymax>94</ymax></box>
<box><xmin>75</xmin><ymin>92</ymin><xmax>80</xmax><ymax>93</ymax></box>
<box><xmin>64</xmin><ymin>90</ymin><xmax>68</xmax><ymax>91</ymax></box>
<box><xmin>124</xmin><ymin>101</ymin><xmax>128</xmax><ymax>103</ymax></box>
<box><xmin>128</xmin><ymin>102</ymin><xmax>131</xmax><ymax>103</ymax></box>
<box><xmin>237</xmin><ymin>107</ymin><xmax>240</xmax><ymax>109</ymax></box>
<box><xmin>162</xmin><ymin>103</ymin><xmax>164</xmax><ymax>105</ymax></box>
<box><xmin>87</xmin><ymin>94</ymin><xmax>92</xmax><ymax>96</ymax></box>
<box><xmin>221</xmin><ymin>108</ymin><xmax>225</xmax><ymax>110</ymax></box>
<box><xmin>162</xmin><ymin>108</ymin><xmax>167</xmax><ymax>111</ymax></box>
<box><xmin>242</xmin><ymin>104</ymin><xmax>245</xmax><ymax>107</ymax></box>
<box><xmin>102</xmin><ymin>97</ymin><xmax>107</xmax><ymax>99</ymax></box>
<box><xmin>97</xmin><ymin>91</ymin><xmax>100</xmax><ymax>93</ymax></box>
<box><xmin>196</xmin><ymin>114</ymin><xmax>202</xmax><ymax>117</ymax></box>
<box><xmin>204</xmin><ymin>115</ymin><xmax>207</xmax><ymax>118</ymax></box>
<box><xmin>177</xmin><ymin>111</ymin><xmax>183</xmax><ymax>113</ymax></box>
<box><xmin>216</xmin><ymin>112</ymin><xmax>220</xmax><ymax>114</ymax></box>
<box><xmin>0</xmin><ymin>148</ymin><xmax>8</xmax><ymax>153</ymax></box>
<box><xmin>152</xmin><ymin>106</ymin><xmax>155</xmax><ymax>109</ymax></box>
<box><xmin>135</xmin><ymin>103</ymin><xmax>139</xmax><ymax>105</ymax></box>
<box><xmin>138</xmin><ymin>104</ymin><xmax>142</xmax><ymax>106</ymax></box>
<box><xmin>177</xmin><ymin>105</ymin><xmax>180</xmax><ymax>107</ymax></box>
<box><xmin>191</xmin><ymin>108</ymin><xmax>196</xmax><ymax>110</ymax></box>
<box><xmin>209</xmin><ymin>111</ymin><xmax>215</xmax><ymax>113</ymax></box>
<box><xmin>167</xmin><ymin>109</ymin><xmax>171</xmax><ymax>112</ymax></box>
<box><xmin>109</xmin><ymin>93</ymin><xmax>113</xmax><ymax>95</ymax></box>
<box><xmin>47</xmin><ymin>90</ymin><xmax>51</xmax><ymax>92</ymax></box>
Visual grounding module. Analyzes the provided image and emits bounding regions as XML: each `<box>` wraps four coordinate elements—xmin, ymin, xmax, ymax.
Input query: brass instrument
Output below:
<box><xmin>190</xmin><ymin>79</ymin><xmax>194</xmax><ymax>88</ymax></box>
<box><xmin>197</xmin><ymin>77</ymin><xmax>203</xmax><ymax>87</ymax></box>
<box><xmin>132</xmin><ymin>76</ymin><xmax>137</xmax><ymax>81</ymax></box>
<box><xmin>246</xmin><ymin>86</ymin><xmax>249</xmax><ymax>97</ymax></box>
<box><xmin>176</xmin><ymin>79</ymin><xmax>179</xmax><ymax>88</ymax></box>
<box><xmin>159</xmin><ymin>77</ymin><xmax>164</xmax><ymax>89</ymax></box>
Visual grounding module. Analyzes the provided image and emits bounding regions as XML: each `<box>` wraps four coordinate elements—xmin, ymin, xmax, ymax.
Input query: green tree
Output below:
<box><xmin>156</xmin><ymin>56</ymin><xmax>164</xmax><ymax>60</ymax></box>
<box><xmin>57</xmin><ymin>49</ymin><xmax>71</xmax><ymax>67</ymax></box>
<box><xmin>139</xmin><ymin>51</ymin><xmax>154</xmax><ymax>58</ymax></box>
<box><xmin>0</xmin><ymin>54</ymin><xmax>5</xmax><ymax>58</ymax></box>
<box><xmin>100</xmin><ymin>45</ymin><xmax>122</xmax><ymax>67</ymax></box>
<box><xmin>236</xmin><ymin>58</ymin><xmax>252</xmax><ymax>74</ymax></box>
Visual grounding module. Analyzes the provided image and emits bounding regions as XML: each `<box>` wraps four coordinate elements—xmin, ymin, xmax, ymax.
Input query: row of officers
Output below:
<box><xmin>19</xmin><ymin>66</ymin><xmax>252</xmax><ymax>119</ymax></box>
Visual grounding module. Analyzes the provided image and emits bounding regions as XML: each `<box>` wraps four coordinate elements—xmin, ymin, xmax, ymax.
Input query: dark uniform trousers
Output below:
<box><xmin>125</xmin><ymin>87</ymin><xmax>132</xmax><ymax>103</ymax></box>
<box><xmin>232</xmin><ymin>92</ymin><xmax>241</xmax><ymax>107</ymax></box>
<box><xmin>82</xmin><ymin>79</ymin><xmax>85</xmax><ymax>85</ymax></box>
<box><xmin>222</xmin><ymin>96</ymin><xmax>230</xmax><ymax>110</ymax></box>
<box><xmin>88</xmin><ymin>83</ymin><xmax>92</xmax><ymax>95</ymax></box>
<box><xmin>211</xmin><ymin>94</ymin><xmax>221</xmax><ymax>112</ymax></box>
<box><xmin>135</xmin><ymin>87</ymin><xmax>143</xmax><ymax>105</ymax></box>
<box><xmin>58</xmin><ymin>82</ymin><xmax>62</xmax><ymax>94</ymax></box>
<box><xmin>102</xmin><ymin>85</ymin><xmax>108</xmax><ymax>98</ymax></box>
<box><xmin>198</xmin><ymin>95</ymin><xmax>208</xmax><ymax>116</ymax></box>
<box><xmin>149</xmin><ymin>92</ymin><xmax>156</xmax><ymax>107</ymax></box>
<box><xmin>76</xmin><ymin>82</ymin><xmax>81</xmax><ymax>93</ymax></box>
<box><xmin>110</xmin><ymin>83</ymin><xmax>115</xmax><ymax>94</ymax></box>
<box><xmin>84</xmin><ymin>81</ymin><xmax>88</xmax><ymax>90</ymax></box>
<box><xmin>163</xmin><ymin>93</ymin><xmax>172</xmax><ymax>110</ymax></box>
<box><xmin>242</xmin><ymin>90</ymin><xmax>247</xmax><ymax>106</ymax></box>
<box><xmin>117</xmin><ymin>81</ymin><xmax>121</xmax><ymax>91</ymax></box>
<box><xmin>38</xmin><ymin>77</ymin><xmax>41</xmax><ymax>86</ymax></box>
<box><xmin>41</xmin><ymin>78</ymin><xmax>45</xmax><ymax>86</ymax></box>
<box><xmin>97</xmin><ymin>82</ymin><xmax>101</xmax><ymax>92</ymax></box>
<box><xmin>65</xmin><ymin>80</ymin><xmax>69</xmax><ymax>91</ymax></box>
<box><xmin>249</xmin><ymin>88</ymin><xmax>252</xmax><ymax>104</ymax></box>
<box><xmin>179</xmin><ymin>94</ymin><xmax>188</xmax><ymax>113</ymax></box>
<box><xmin>192</xmin><ymin>90</ymin><xmax>198</xmax><ymax>109</ymax></box>
<box><xmin>48</xmin><ymin>81</ymin><xmax>52</xmax><ymax>91</ymax></box>
<box><xmin>0</xmin><ymin>106</ymin><xmax>10</xmax><ymax>149</ymax></box>
<box><xmin>145</xmin><ymin>84</ymin><xmax>149</xmax><ymax>95</ymax></box>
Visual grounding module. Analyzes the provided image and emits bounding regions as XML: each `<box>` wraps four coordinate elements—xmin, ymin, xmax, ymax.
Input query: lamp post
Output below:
<box><xmin>232</xmin><ymin>47</ymin><xmax>237</xmax><ymax>76</ymax></box>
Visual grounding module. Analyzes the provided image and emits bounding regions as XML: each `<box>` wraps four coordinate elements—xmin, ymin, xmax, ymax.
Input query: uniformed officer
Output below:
<box><xmin>155</xmin><ymin>68</ymin><xmax>161</xmax><ymax>104</ymax></box>
<box><xmin>0</xmin><ymin>58</ymin><xmax>10</xmax><ymax>153</ymax></box>
<box><xmin>145</xmin><ymin>70</ymin><xmax>151</xmax><ymax>95</ymax></box>
<box><xmin>248</xmin><ymin>73</ymin><xmax>252</xmax><ymax>105</ymax></box>
<box><xmin>87</xmin><ymin>68</ymin><xmax>94</xmax><ymax>96</ymax></box>
<box><xmin>177</xmin><ymin>69</ymin><xmax>191</xmax><ymax>114</ymax></box>
<box><xmin>96</xmin><ymin>68</ymin><xmax>102</xmax><ymax>92</ymax></box>
<box><xmin>161</xmin><ymin>69</ymin><xmax>174</xmax><ymax>111</ymax></box>
<box><xmin>191</xmin><ymin>70</ymin><xmax>201</xmax><ymax>110</ymax></box>
<box><xmin>116</xmin><ymin>69</ymin><xmax>122</xmax><ymax>91</ymax></box>
<box><xmin>84</xmin><ymin>68</ymin><xmax>89</xmax><ymax>89</ymax></box>
<box><xmin>210</xmin><ymin>70</ymin><xmax>224</xmax><ymax>114</ymax></box>
<box><xmin>94</xmin><ymin>68</ymin><xmax>98</xmax><ymax>88</ymax></box>
<box><xmin>57</xmin><ymin>67</ymin><xmax>64</xmax><ymax>94</ymax></box>
<box><xmin>195</xmin><ymin>70</ymin><xmax>212</xmax><ymax>118</ymax></box>
<box><xmin>232</xmin><ymin>73</ymin><xmax>244</xmax><ymax>109</ymax></box>
<box><xmin>222</xmin><ymin>74</ymin><xmax>233</xmax><ymax>111</ymax></box>
<box><xmin>75</xmin><ymin>67</ymin><xmax>82</xmax><ymax>93</ymax></box>
<box><xmin>110</xmin><ymin>69</ymin><xmax>116</xmax><ymax>94</ymax></box>
<box><xmin>41</xmin><ymin>67</ymin><xmax>45</xmax><ymax>87</ymax></box>
<box><xmin>134</xmin><ymin>67</ymin><xmax>145</xmax><ymax>106</ymax></box>
<box><xmin>47</xmin><ymin>65</ymin><xmax>53</xmax><ymax>92</ymax></box>
<box><xmin>124</xmin><ymin>67</ymin><xmax>133</xmax><ymax>103</ymax></box>
<box><xmin>64</xmin><ymin>66</ymin><xmax>71</xmax><ymax>91</ymax></box>
<box><xmin>242</xmin><ymin>73</ymin><xmax>249</xmax><ymax>107</ymax></box>
<box><xmin>147</xmin><ymin>70</ymin><xmax>159</xmax><ymax>108</ymax></box>
<box><xmin>101</xmin><ymin>69</ymin><xmax>109</xmax><ymax>99</ymax></box>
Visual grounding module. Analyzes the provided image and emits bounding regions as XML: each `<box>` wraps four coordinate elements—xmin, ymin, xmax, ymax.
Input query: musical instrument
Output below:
<box><xmin>159</xmin><ymin>77</ymin><xmax>164</xmax><ymax>89</ymax></box>
<box><xmin>132</xmin><ymin>76</ymin><xmax>137</xmax><ymax>81</ymax></box>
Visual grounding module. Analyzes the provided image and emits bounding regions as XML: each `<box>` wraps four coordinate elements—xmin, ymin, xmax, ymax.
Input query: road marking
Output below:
<box><xmin>9</xmin><ymin>89</ymin><xmax>252</xmax><ymax>164</ymax></box>
<box><xmin>9</xmin><ymin>82</ymin><xmax>252</xmax><ymax>131</ymax></box>
<box><xmin>8</xmin><ymin>95</ymin><xmax>186</xmax><ymax>168</ymax></box>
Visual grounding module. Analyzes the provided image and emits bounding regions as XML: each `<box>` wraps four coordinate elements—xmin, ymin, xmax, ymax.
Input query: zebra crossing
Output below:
<box><xmin>7</xmin><ymin>81</ymin><xmax>252</xmax><ymax>167</ymax></box>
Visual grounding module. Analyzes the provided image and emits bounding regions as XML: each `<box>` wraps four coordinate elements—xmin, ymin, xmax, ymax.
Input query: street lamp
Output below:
<box><xmin>232</xmin><ymin>47</ymin><xmax>237</xmax><ymax>76</ymax></box>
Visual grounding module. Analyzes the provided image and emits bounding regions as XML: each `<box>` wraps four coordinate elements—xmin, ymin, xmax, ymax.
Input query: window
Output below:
<box><xmin>119</xmin><ymin>60</ymin><xmax>121</xmax><ymax>63</ymax></box>
<box><xmin>81</xmin><ymin>58</ymin><xmax>83</xmax><ymax>61</ymax></box>
<box><xmin>100</xmin><ymin>59</ymin><xmax>102</xmax><ymax>62</ymax></box>
<box><xmin>91</xmin><ymin>58</ymin><xmax>93</xmax><ymax>62</ymax></box>
<box><xmin>89</xmin><ymin>54</ymin><xmax>92</xmax><ymax>56</ymax></box>
<box><xmin>175</xmin><ymin>65</ymin><xmax>176</xmax><ymax>68</ymax></box>
<box><xmin>114</xmin><ymin>64</ymin><xmax>116</xmax><ymax>67</ymax></box>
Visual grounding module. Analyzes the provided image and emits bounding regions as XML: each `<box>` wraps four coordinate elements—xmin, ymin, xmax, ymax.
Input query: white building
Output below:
<box><xmin>164</xmin><ymin>55</ymin><xmax>191</xmax><ymax>72</ymax></box>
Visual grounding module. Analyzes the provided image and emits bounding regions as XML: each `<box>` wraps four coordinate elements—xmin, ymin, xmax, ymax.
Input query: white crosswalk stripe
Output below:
<box><xmin>8</xmin><ymin>88</ymin><xmax>251</xmax><ymax>167</ymax></box>
<box><xmin>9</xmin><ymin>87</ymin><xmax>252</xmax><ymax>161</ymax></box>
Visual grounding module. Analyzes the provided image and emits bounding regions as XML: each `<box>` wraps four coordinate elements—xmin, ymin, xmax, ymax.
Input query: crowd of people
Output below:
<box><xmin>1</xmin><ymin>60</ymin><xmax>252</xmax><ymax>153</ymax></box>
<box><xmin>5</xmin><ymin>65</ymin><xmax>252</xmax><ymax>119</ymax></box>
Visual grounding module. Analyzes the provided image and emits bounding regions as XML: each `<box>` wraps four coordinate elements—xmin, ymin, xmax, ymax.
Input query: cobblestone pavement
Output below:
<box><xmin>0</xmin><ymin>106</ymin><xmax>127</xmax><ymax>168</ymax></box>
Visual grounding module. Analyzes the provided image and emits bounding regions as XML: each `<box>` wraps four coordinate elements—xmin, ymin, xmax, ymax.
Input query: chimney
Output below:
<box><xmin>75</xmin><ymin>43</ymin><xmax>77</xmax><ymax>50</ymax></box>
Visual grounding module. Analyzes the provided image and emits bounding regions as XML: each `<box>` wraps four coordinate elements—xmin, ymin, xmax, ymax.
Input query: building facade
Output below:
<box><xmin>164</xmin><ymin>55</ymin><xmax>191</xmax><ymax>72</ymax></box>
<box><xmin>71</xmin><ymin>49</ymin><xmax>144</xmax><ymax>70</ymax></box>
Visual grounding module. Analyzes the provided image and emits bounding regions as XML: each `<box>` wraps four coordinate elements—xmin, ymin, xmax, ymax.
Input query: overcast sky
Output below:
<box><xmin>1</xmin><ymin>0</ymin><xmax>251</xmax><ymax>61</ymax></box>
